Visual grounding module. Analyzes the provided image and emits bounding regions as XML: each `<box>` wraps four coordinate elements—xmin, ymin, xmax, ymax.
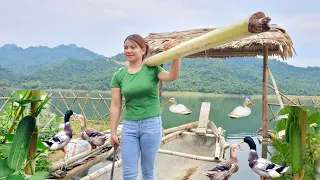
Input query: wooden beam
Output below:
<box><xmin>195</xmin><ymin>102</ymin><xmax>211</xmax><ymax>135</ymax></box>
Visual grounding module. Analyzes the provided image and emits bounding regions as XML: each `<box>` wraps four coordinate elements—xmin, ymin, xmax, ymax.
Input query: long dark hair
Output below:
<box><xmin>124</xmin><ymin>34</ymin><xmax>149</xmax><ymax>60</ymax></box>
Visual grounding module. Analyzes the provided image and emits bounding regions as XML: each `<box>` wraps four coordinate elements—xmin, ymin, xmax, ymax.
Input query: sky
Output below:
<box><xmin>0</xmin><ymin>0</ymin><xmax>319</xmax><ymax>67</ymax></box>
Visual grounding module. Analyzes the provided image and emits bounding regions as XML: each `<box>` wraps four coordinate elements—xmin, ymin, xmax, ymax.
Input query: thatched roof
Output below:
<box><xmin>145</xmin><ymin>24</ymin><xmax>295</xmax><ymax>60</ymax></box>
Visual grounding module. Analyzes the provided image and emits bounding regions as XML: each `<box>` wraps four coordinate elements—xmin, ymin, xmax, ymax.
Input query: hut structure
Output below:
<box><xmin>145</xmin><ymin>24</ymin><xmax>296</xmax><ymax>144</ymax></box>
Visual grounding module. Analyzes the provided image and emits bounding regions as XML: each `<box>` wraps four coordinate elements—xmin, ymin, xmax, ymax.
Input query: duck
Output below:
<box><xmin>203</xmin><ymin>143</ymin><xmax>243</xmax><ymax>180</ymax></box>
<box><xmin>165</xmin><ymin>97</ymin><xmax>191</xmax><ymax>115</ymax></box>
<box><xmin>73</xmin><ymin>114</ymin><xmax>109</xmax><ymax>149</ymax></box>
<box><xmin>229</xmin><ymin>97</ymin><xmax>254</xmax><ymax>119</ymax></box>
<box><xmin>239</xmin><ymin>136</ymin><xmax>289</xmax><ymax>179</ymax></box>
<box><xmin>43</xmin><ymin>110</ymin><xmax>75</xmax><ymax>151</ymax></box>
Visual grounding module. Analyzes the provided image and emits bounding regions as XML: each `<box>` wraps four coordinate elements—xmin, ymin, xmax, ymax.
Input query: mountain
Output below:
<box><xmin>1</xmin><ymin>44</ymin><xmax>319</xmax><ymax>96</ymax></box>
<box><xmin>0</xmin><ymin>44</ymin><xmax>104</xmax><ymax>71</ymax></box>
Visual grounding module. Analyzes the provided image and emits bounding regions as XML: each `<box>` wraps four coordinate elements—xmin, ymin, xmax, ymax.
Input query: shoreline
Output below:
<box><xmin>1</xmin><ymin>88</ymin><xmax>319</xmax><ymax>99</ymax></box>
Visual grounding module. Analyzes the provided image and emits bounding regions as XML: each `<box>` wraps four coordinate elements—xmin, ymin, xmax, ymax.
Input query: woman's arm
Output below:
<box><xmin>157</xmin><ymin>40</ymin><xmax>181</xmax><ymax>82</ymax></box>
<box><xmin>110</xmin><ymin>88</ymin><xmax>122</xmax><ymax>138</ymax></box>
<box><xmin>157</xmin><ymin>58</ymin><xmax>181</xmax><ymax>82</ymax></box>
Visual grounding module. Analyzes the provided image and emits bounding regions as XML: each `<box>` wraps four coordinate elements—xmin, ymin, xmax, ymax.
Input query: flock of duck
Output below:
<box><xmin>203</xmin><ymin>137</ymin><xmax>289</xmax><ymax>180</ymax></box>
<box><xmin>165</xmin><ymin>96</ymin><xmax>255</xmax><ymax>119</ymax></box>
<box><xmin>42</xmin><ymin>97</ymin><xmax>289</xmax><ymax>179</ymax></box>
<box><xmin>166</xmin><ymin>97</ymin><xmax>290</xmax><ymax>179</ymax></box>
<box><xmin>43</xmin><ymin>110</ymin><xmax>109</xmax><ymax>152</ymax></box>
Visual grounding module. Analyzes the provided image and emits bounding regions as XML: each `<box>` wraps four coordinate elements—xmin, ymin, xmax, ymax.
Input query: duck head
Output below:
<box><xmin>64</xmin><ymin>110</ymin><xmax>76</xmax><ymax>123</ymax></box>
<box><xmin>231</xmin><ymin>143</ymin><xmax>244</xmax><ymax>152</ymax></box>
<box><xmin>166</xmin><ymin>97</ymin><xmax>177</xmax><ymax>105</ymax></box>
<box><xmin>244</xmin><ymin>98</ymin><xmax>254</xmax><ymax>107</ymax></box>
<box><xmin>72</xmin><ymin>114</ymin><xmax>85</xmax><ymax>122</ymax></box>
<box><xmin>239</xmin><ymin>136</ymin><xmax>256</xmax><ymax>151</ymax></box>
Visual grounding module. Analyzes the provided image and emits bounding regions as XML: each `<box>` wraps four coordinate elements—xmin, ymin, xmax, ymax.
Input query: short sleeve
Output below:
<box><xmin>110</xmin><ymin>71</ymin><xmax>121</xmax><ymax>88</ymax></box>
<box><xmin>154</xmin><ymin>66</ymin><xmax>165</xmax><ymax>76</ymax></box>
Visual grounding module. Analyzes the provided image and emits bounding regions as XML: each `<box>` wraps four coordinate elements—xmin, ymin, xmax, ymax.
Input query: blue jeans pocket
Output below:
<box><xmin>146</xmin><ymin>116</ymin><xmax>162</xmax><ymax>136</ymax></box>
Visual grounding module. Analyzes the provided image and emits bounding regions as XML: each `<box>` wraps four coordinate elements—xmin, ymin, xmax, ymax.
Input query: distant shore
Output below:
<box><xmin>1</xmin><ymin>88</ymin><xmax>319</xmax><ymax>99</ymax></box>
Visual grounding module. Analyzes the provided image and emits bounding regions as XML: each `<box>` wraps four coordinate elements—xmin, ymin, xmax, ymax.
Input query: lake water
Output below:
<box><xmin>0</xmin><ymin>90</ymin><xmax>283</xmax><ymax>179</ymax></box>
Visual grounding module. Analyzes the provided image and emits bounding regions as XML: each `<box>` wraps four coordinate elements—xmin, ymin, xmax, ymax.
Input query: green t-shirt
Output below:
<box><xmin>110</xmin><ymin>64</ymin><xmax>164</xmax><ymax>120</ymax></box>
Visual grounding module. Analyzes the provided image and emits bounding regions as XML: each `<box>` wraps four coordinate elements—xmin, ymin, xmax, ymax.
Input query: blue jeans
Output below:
<box><xmin>121</xmin><ymin>115</ymin><xmax>162</xmax><ymax>180</ymax></box>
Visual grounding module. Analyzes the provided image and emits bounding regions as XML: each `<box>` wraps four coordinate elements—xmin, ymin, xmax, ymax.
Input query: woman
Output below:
<box><xmin>110</xmin><ymin>34</ymin><xmax>181</xmax><ymax>180</ymax></box>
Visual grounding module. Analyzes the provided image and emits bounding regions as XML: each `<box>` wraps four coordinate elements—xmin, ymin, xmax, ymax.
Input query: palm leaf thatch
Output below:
<box><xmin>145</xmin><ymin>24</ymin><xmax>295</xmax><ymax>60</ymax></box>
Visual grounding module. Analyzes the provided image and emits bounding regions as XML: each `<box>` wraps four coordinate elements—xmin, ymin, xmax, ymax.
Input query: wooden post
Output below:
<box><xmin>262</xmin><ymin>48</ymin><xmax>269</xmax><ymax>140</ymax></box>
<box><xmin>195</xmin><ymin>102</ymin><xmax>211</xmax><ymax>135</ymax></box>
<box><xmin>25</xmin><ymin>90</ymin><xmax>41</xmax><ymax>175</ymax></box>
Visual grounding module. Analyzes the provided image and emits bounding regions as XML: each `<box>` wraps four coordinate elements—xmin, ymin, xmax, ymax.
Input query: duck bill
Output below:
<box><xmin>165</xmin><ymin>100</ymin><xmax>171</xmax><ymax>104</ymax></box>
<box><xmin>250</xmin><ymin>102</ymin><xmax>255</xmax><ymax>106</ymax></box>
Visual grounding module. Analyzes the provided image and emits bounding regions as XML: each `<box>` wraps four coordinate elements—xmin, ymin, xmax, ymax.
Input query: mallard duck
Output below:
<box><xmin>166</xmin><ymin>97</ymin><xmax>191</xmax><ymax>115</ymax></box>
<box><xmin>240</xmin><ymin>136</ymin><xmax>289</xmax><ymax>179</ymax></box>
<box><xmin>229</xmin><ymin>97</ymin><xmax>254</xmax><ymax>119</ymax></box>
<box><xmin>43</xmin><ymin>110</ymin><xmax>75</xmax><ymax>151</ymax></box>
<box><xmin>203</xmin><ymin>143</ymin><xmax>243</xmax><ymax>180</ymax></box>
<box><xmin>74</xmin><ymin>114</ymin><xmax>109</xmax><ymax>149</ymax></box>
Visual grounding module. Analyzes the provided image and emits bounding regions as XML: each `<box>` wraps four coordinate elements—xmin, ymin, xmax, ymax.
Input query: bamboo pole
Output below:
<box><xmin>163</xmin><ymin>121</ymin><xmax>198</xmax><ymax>134</ymax></box>
<box><xmin>50</xmin><ymin>142</ymin><xmax>111</xmax><ymax>172</ymax></box>
<box><xmin>189</xmin><ymin>128</ymin><xmax>214</xmax><ymax>134</ymax></box>
<box><xmin>144</xmin><ymin>12</ymin><xmax>271</xmax><ymax>66</ymax></box>
<box><xmin>181</xmin><ymin>131</ymin><xmax>216</xmax><ymax>138</ymax></box>
<box><xmin>80</xmin><ymin>160</ymin><xmax>122</xmax><ymax>180</ymax></box>
<box><xmin>268</xmin><ymin>68</ymin><xmax>284</xmax><ymax>108</ymax></box>
<box><xmin>62</xmin><ymin>146</ymin><xmax>117</xmax><ymax>180</ymax></box>
<box><xmin>161</xmin><ymin>131</ymin><xmax>183</xmax><ymax>144</ymax></box>
<box><xmin>262</xmin><ymin>48</ymin><xmax>269</xmax><ymax>140</ymax></box>
<box><xmin>158</xmin><ymin>149</ymin><xmax>219</xmax><ymax>162</ymax></box>
<box><xmin>25</xmin><ymin>90</ymin><xmax>41</xmax><ymax>175</ymax></box>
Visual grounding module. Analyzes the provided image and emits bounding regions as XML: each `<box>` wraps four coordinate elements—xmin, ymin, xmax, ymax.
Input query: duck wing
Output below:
<box><xmin>169</xmin><ymin>104</ymin><xmax>191</xmax><ymax>114</ymax></box>
<box><xmin>209</xmin><ymin>159</ymin><xmax>233</xmax><ymax>171</ymax></box>
<box><xmin>229</xmin><ymin>106</ymin><xmax>251</xmax><ymax>118</ymax></box>
<box><xmin>255</xmin><ymin>158</ymin><xmax>282</xmax><ymax>172</ymax></box>
<box><xmin>52</xmin><ymin>131</ymin><xmax>68</xmax><ymax>142</ymax></box>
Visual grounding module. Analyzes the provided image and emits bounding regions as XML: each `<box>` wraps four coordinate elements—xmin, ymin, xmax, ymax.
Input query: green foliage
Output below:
<box><xmin>7</xmin><ymin>116</ymin><xmax>36</xmax><ymax>171</ymax></box>
<box><xmin>0</xmin><ymin>90</ymin><xmax>54</xmax><ymax>179</ymax></box>
<box><xmin>271</xmin><ymin>105</ymin><xmax>320</xmax><ymax>180</ymax></box>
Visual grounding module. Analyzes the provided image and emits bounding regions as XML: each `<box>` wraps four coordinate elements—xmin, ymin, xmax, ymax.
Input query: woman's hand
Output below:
<box><xmin>111</xmin><ymin>134</ymin><xmax>121</xmax><ymax>149</ymax></box>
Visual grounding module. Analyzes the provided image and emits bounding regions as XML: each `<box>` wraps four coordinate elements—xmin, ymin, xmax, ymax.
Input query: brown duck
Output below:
<box><xmin>73</xmin><ymin>114</ymin><xmax>109</xmax><ymax>149</ymax></box>
<box><xmin>203</xmin><ymin>143</ymin><xmax>243</xmax><ymax>180</ymax></box>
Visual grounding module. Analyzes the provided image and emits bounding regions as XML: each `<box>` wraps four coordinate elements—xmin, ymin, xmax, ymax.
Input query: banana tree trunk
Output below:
<box><xmin>144</xmin><ymin>12</ymin><xmax>271</xmax><ymax>66</ymax></box>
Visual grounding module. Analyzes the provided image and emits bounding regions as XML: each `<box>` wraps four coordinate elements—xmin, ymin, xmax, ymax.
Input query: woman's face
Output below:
<box><xmin>124</xmin><ymin>40</ymin><xmax>145</xmax><ymax>63</ymax></box>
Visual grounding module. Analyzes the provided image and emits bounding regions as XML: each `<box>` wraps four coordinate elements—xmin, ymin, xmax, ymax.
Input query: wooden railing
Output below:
<box><xmin>0</xmin><ymin>90</ymin><xmax>126</xmax><ymax>122</ymax></box>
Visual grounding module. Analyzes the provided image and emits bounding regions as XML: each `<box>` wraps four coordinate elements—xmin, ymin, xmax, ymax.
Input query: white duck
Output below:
<box><xmin>229</xmin><ymin>98</ymin><xmax>254</xmax><ymax>119</ymax></box>
<box><xmin>166</xmin><ymin>97</ymin><xmax>191</xmax><ymax>115</ymax></box>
